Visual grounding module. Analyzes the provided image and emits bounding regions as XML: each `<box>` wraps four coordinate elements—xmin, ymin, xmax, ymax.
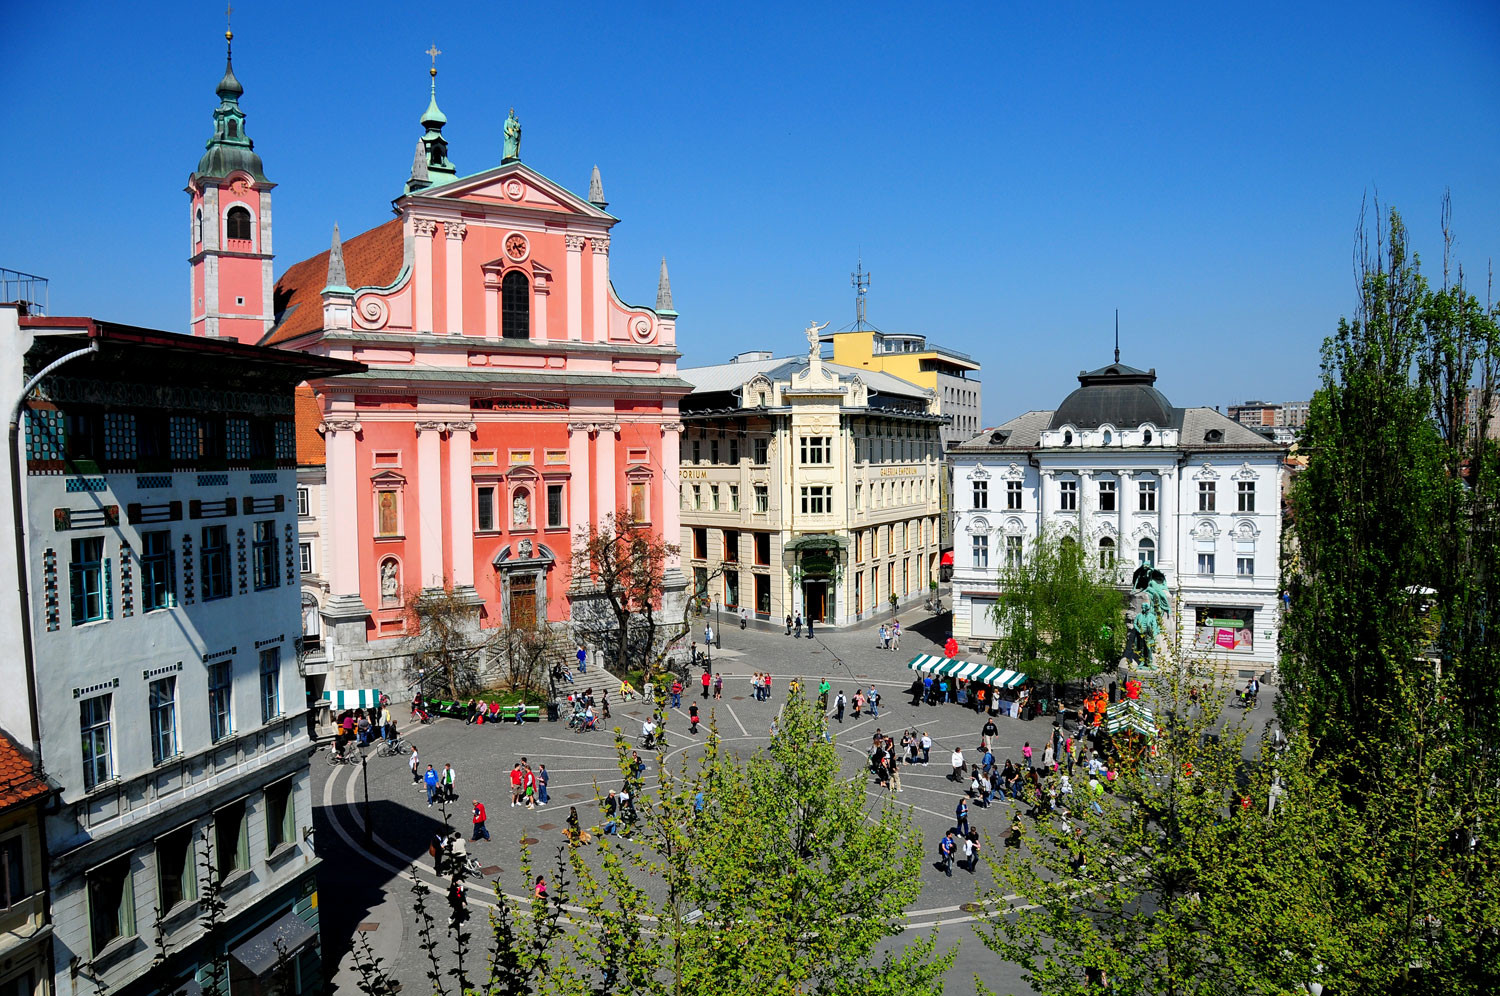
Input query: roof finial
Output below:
<box><xmin>225</xmin><ymin>3</ymin><xmax>234</xmax><ymax>46</ymax></box>
<box><xmin>426</xmin><ymin>42</ymin><xmax>441</xmax><ymax>81</ymax></box>
<box><xmin>413</xmin><ymin>44</ymin><xmax>456</xmax><ymax>190</ymax></box>
<box><xmin>1114</xmin><ymin>309</ymin><xmax>1120</xmax><ymax>364</ymax></box>
<box><xmin>325</xmin><ymin>223</ymin><xmax>351</xmax><ymax>292</ymax></box>
<box><xmin>216</xmin><ymin>3</ymin><xmax>244</xmax><ymax>101</ymax></box>
<box><xmin>656</xmin><ymin>257</ymin><xmax>675</xmax><ymax>314</ymax></box>
<box><xmin>409</xmin><ymin>138</ymin><xmax>429</xmax><ymax>187</ymax></box>
<box><xmin>589</xmin><ymin>165</ymin><xmax>607</xmax><ymax>208</ymax></box>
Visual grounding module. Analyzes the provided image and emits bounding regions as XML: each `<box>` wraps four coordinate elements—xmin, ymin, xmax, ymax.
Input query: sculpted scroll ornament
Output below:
<box><xmin>632</xmin><ymin>317</ymin><xmax>653</xmax><ymax>343</ymax></box>
<box><xmin>355</xmin><ymin>295</ymin><xmax>390</xmax><ymax>330</ymax></box>
<box><xmin>320</xmin><ymin>418</ymin><xmax>362</xmax><ymax>434</ymax></box>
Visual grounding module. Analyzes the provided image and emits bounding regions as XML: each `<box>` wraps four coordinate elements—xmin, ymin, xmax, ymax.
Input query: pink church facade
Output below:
<box><xmin>191</xmin><ymin>52</ymin><xmax>689</xmax><ymax>687</ymax></box>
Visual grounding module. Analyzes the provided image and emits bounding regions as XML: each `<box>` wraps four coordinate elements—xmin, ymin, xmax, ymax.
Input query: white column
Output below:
<box><xmin>484</xmin><ymin>275</ymin><xmax>499</xmax><ymax>338</ymax></box>
<box><xmin>444</xmin><ymin>221</ymin><xmax>466</xmax><ymax>334</ymax></box>
<box><xmin>1159</xmin><ymin>466</ymin><xmax>1177</xmax><ymax>571</ymax></box>
<box><xmin>661</xmin><ymin>422</ymin><xmax>684</xmax><ymax>570</ymax></box>
<box><xmin>323</xmin><ymin>419</ymin><xmax>363</xmax><ymax>597</ymax></box>
<box><xmin>533</xmin><ymin>272</ymin><xmax>549</xmax><ymax>341</ymax></box>
<box><xmin>416</xmin><ymin>422</ymin><xmax>446</xmax><ymax>587</ymax></box>
<box><xmin>567</xmin><ymin>423</ymin><xmax>593</xmax><ymax>535</ymax></box>
<box><xmin>595</xmin><ymin>423</ymin><xmax>618</xmax><ymax>523</ymax></box>
<box><xmin>565</xmin><ymin>235</ymin><xmax>584</xmax><ymax>341</ymax></box>
<box><xmin>448</xmin><ymin>422</ymin><xmax>476</xmax><ymax>587</ymax></box>
<box><xmin>1038</xmin><ymin>469</ymin><xmax>1054</xmax><ymax>535</ymax></box>
<box><xmin>590</xmin><ymin>236</ymin><xmax>610</xmax><ymax>342</ymax></box>
<box><xmin>413</xmin><ymin>219</ymin><xmax>436</xmax><ymax>332</ymax></box>
<box><xmin>1078</xmin><ymin>469</ymin><xmax>1093</xmax><ymax>541</ymax></box>
<box><xmin>1117</xmin><ymin>470</ymin><xmax>1133</xmax><ymax>554</ymax></box>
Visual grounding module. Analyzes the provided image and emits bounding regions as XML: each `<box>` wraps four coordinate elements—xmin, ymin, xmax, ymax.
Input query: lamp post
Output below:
<box><xmin>360</xmin><ymin>747</ymin><xmax>372</xmax><ymax>846</ymax></box>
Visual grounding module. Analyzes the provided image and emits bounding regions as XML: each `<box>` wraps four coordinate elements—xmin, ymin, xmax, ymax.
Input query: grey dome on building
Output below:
<box><xmin>1048</xmin><ymin>362</ymin><xmax>1175</xmax><ymax>430</ymax></box>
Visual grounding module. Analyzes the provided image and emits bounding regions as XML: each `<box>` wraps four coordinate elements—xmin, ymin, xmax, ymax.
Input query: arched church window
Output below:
<box><xmin>195</xmin><ymin>209</ymin><xmax>203</xmax><ymax>244</ymax></box>
<box><xmin>501</xmin><ymin>270</ymin><xmax>530</xmax><ymax>339</ymax></box>
<box><xmin>1137</xmin><ymin>538</ymin><xmax>1155</xmax><ymax>566</ymax></box>
<box><xmin>226</xmin><ymin>206</ymin><xmax>252</xmax><ymax>242</ymax></box>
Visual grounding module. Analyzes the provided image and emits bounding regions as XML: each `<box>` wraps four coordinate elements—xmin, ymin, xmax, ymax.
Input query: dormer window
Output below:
<box><xmin>1102</xmin><ymin>429</ymin><xmax>1112</xmax><ymax>445</ymax></box>
<box><xmin>1143</xmin><ymin>428</ymin><xmax>1153</xmax><ymax>445</ymax></box>
<box><xmin>1204</xmin><ymin>428</ymin><xmax>1224</xmax><ymax>443</ymax></box>
<box><xmin>226</xmin><ymin>206</ymin><xmax>252</xmax><ymax>241</ymax></box>
<box><xmin>1063</xmin><ymin>430</ymin><xmax>1073</xmax><ymax>446</ymax></box>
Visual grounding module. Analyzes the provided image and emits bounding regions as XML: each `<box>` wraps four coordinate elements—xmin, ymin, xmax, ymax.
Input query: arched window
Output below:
<box><xmin>1143</xmin><ymin>428</ymin><xmax>1153</xmax><ymax>445</ymax></box>
<box><xmin>1099</xmin><ymin>537</ymin><xmax>1116</xmax><ymax>568</ymax></box>
<box><xmin>195</xmin><ymin>209</ymin><xmax>203</xmax><ymax>244</ymax></box>
<box><xmin>1102</xmin><ymin>429</ymin><xmax>1112</xmax><ymax>445</ymax></box>
<box><xmin>501</xmin><ymin>270</ymin><xmax>530</xmax><ymax>339</ymax></box>
<box><xmin>1137</xmin><ymin>538</ymin><xmax>1155</xmax><ymax>566</ymax></box>
<box><xmin>1063</xmin><ymin>430</ymin><xmax>1073</xmax><ymax>446</ymax></box>
<box><xmin>226</xmin><ymin>206</ymin><xmax>252</xmax><ymax>241</ymax></box>
<box><xmin>227</xmin><ymin>120</ymin><xmax>238</xmax><ymax>138</ymax></box>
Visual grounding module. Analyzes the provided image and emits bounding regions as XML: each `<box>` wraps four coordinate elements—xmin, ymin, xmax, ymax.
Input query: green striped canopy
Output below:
<box><xmin>323</xmin><ymin>688</ymin><xmax>383</xmax><ymax>710</ymax></box>
<box><xmin>1105</xmin><ymin>700</ymin><xmax>1157</xmax><ymax>737</ymax></box>
<box><xmin>906</xmin><ymin>654</ymin><xmax>1027</xmax><ymax>688</ymax></box>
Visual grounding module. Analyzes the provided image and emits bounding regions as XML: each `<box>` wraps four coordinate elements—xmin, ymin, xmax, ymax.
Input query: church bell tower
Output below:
<box><xmin>187</xmin><ymin>22</ymin><xmax>275</xmax><ymax>342</ymax></box>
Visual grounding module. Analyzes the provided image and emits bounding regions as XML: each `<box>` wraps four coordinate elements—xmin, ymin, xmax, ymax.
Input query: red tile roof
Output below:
<box><xmin>264</xmin><ymin>218</ymin><xmax>405</xmax><ymax>346</ymax></box>
<box><xmin>295</xmin><ymin>385</ymin><xmax>325</xmax><ymax>466</ymax></box>
<box><xmin>0</xmin><ymin>732</ymin><xmax>49</xmax><ymax>812</ymax></box>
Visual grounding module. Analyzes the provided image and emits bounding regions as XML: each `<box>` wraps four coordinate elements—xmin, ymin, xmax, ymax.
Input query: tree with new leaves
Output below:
<box><xmin>557</xmin><ymin>691</ymin><xmax>952</xmax><ymax>996</ymax></box>
<box><xmin>987</xmin><ymin>526</ymin><xmax>1126</xmax><ymax>690</ymax></box>
<box><xmin>404</xmin><ymin>581</ymin><xmax>489</xmax><ymax>700</ymax></box>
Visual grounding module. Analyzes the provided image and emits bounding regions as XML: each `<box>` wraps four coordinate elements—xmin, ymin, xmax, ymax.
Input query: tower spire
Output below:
<box><xmin>656</xmin><ymin>257</ymin><xmax>675</xmax><ymax>315</ymax></box>
<box><xmin>1114</xmin><ymin>309</ymin><xmax>1120</xmax><ymax>364</ymax></box>
<box><xmin>325</xmin><ymin>223</ymin><xmax>350</xmax><ymax>292</ymax></box>
<box><xmin>589</xmin><ymin>165</ymin><xmax>607</xmax><ymax>208</ymax></box>
<box><xmin>409</xmin><ymin>43</ymin><xmax>455</xmax><ymax>192</ymax></box>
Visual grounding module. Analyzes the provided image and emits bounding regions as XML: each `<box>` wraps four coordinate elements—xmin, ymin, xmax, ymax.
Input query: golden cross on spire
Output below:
<box><xmin>225</xmin><ymin>3</ymin><xmax>234</xmax><ymax>42</ymax></box>
<box><xmin>426</xmin><ymin>43</ymin><xmax>441</xmax><ymax>78</ymax></box>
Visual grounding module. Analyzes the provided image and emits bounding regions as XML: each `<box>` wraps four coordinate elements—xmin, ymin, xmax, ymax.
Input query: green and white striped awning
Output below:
<box><xmin>1105</xmin><ymin>700</ymin><xmax>1157</xmax><ymax>737</ymax></box>
<box><xmin>906</xmin><ymin>654</ymin><xmax>1027</xmax><ymax>688</ymax></box>
<box><xmin>323</xmin><ymin>688</ymin><xmax>383</xmax><ymax>711</ymax></box>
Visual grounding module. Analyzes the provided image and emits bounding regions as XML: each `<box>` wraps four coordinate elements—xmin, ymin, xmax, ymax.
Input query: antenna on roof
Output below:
<box><xmin>852</xmin><ymin>256</ymin><xmax>870</xmax><ymax>329</ymax></box>
<box><xmin>1114</xmin><ymin>309</ymin><xmax>1120</xmax><ymax>364</ymax></box>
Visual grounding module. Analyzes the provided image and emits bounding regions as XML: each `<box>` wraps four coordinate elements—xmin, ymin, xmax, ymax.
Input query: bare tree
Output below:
<box><xmin>496</xmin><ymin>620</ymin><xmax>564</xmax><ymax>700</ymax></box>
<box><xmin>403</xmin><ymin>581</ymin><xmax>488</xmax><ymax>700</ymax></box>
<box><xmin>571</xmin><ymin>510</ymin><xmax>693</xmax><ymax>684</ymax></box>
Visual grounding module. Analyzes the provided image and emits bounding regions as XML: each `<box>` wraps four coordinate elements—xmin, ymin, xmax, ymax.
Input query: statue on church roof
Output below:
<box><xmin>503</xmin><ymin>108</ymin><xmax>521</xmax><ymax>162</ymax></box>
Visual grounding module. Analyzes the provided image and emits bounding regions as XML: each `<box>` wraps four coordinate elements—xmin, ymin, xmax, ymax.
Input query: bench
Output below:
<box><xmin>512</xmin><ymin>704</ymin><xmax>541</xmax><ymax>723</ymax></box>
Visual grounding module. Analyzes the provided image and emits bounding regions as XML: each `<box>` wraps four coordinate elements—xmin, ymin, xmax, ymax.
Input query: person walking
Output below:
<box><xmin>424</xmin><ymin>764</ymin><xmax>439</xmax><ymax>808</ymax></box>
<box><xmin>704</xmin><ymin>621</ymin><xmax>714</xmax><ymax>648</ymax></box>
<box><xmin>889</xmin><ymin>741</ymin><xmax>902</xmax><ymax>793</ymax></box>
<box><xmin>441</xmin><ymin>763</ymin><xmax>457</xmax><ymax>804</ymax></box>
<box><xmin>701</xmin><ymin>669</ymin><xmax>712</xmax><ymax>699</ymax></box>
<box><xmin>1043</xmin><ymin>742</ymin><xmax>1055</xmax><ymax>773</ymax></box>
<box><xmin>472</xmin><ymin>800</ymin><xmax>491</xmax><ymax>841</ymax></box>
<box><xmin>892</xmin><ymin>620</ymin><xmax>901</xmax><ymax>651</ymax></box>
<box><xmin>807</xmin><ymin>613</ymin><xmax>815</xmax><ymax>637</ymax></box>
<box><xmin>851</xmin><ymin>690</ymin><xmax>864</xmax><ymax>720</ymax></box>
<box><xmin>601</xmin><ymin>691</ymin><xmax>611</xmax><ymax>720</ymax></box>
<box><xmin>509</xmin><ymin>763</ymin><xmax>523</xmax><ymax>807</ymax></box>
<box><xmin>965</xmin><ymin>827</ymin><xmax>982</xmax><ymax>873</ymax></box>
<box><xmin>878</xmin><ymin>623</ymin><xmax>889</xmax><ymax>650</ymax></box>
<box><xmin>380</xmin><ymin>704</ymin><xmax>393</xmax><ymax>740</ymax></box>
<box><xmin>980</xmin><ymin>717</ymin><xmax>998</xmax><ymax>753</ymax></box>
<box><xmin>739</xmin><ymin>606</ymin><xmax>749</xmax><ymax>629</ymax></box>
<box><xmin>794</xmin><ymin>612</ymin><xmax>803</xmax><ymax>638</ymax></box>
<box><xmin>818</xmin><ymin>679</ymin><xmax>831</xmax><ymax>712</ymax></box>
<box><xmin>868</xmin><ymin>684</ymin><xmax>880</xmax><ymax>719</ymax></box>
<box><xmin>921</xmin><ymin>731</ymin><xmax>933</xmax><ymax>764</ymax></box>
<box><xmin>956</xmin><ymin>797</ymin><xmax>970</xmax><ymax>836</ymax></box>
<box><xmin>1023</xmin><ymin>741</ymin><xmax>1033</xmax><ymax>771</ymax></box>
<box><xmin>939</xmin><ymin>831</ymin><xmax>956</xmax><ymax>877</ymax></box>
<box><xmin>834</xmin><ymin>691</ymin><xmax>846</xmax><ymax>723</ymax></box>
<box><xmin>713</xmin><ymin>673</ymin><xmax>723</xmax><ymax>699</ymax></box>
<box><xmin>950</xmin><ymin>746</ymin><xmax>966</xmax><ymax>781</ymax></box>
<box><xmin>409</xmin><ymin>746</ymin><xmax>421</xmax><ymax>784</ymax></box>
<box><xmin>785</xmin><ymin>613</ymin><xmax>793</xmax><ymax>636</ymax></box>
<box><xmin>689</xmin><ymin>703</ymin><xmax>700</xmax><ymax>734</ymax></box>
<box><xmin>538</xmin><ymin>764</ymin><xmax>550</xmax><ymax>806</ymax></box>
<box><xmin>669</xmin><ymin>679</ymin><xmax>683</xmax><ymax>709</ymax></box>
<box><xmin>577</xmin><ymin>643</ymin><xmax>588</xmax><ymax>675</ymax></box>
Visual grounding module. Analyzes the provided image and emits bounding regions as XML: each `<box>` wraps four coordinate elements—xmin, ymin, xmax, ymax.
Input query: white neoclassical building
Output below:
<box><xmin>950</xmin><ymin>360</ymin><xmax>1286</xmax><ymax>672</ymax></box>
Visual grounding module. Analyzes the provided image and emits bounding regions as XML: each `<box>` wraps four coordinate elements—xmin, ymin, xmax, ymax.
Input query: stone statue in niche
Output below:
<box><xmin>512</xmin><ymin>491</ymin><xmax>529</xmax><ymax>527</ymax></box>
<box><xmin>380</xmin><ymin>559</ymin><xmax>399</xmax><ymax>599</ymax></box>
<box><xmin>518</xmin><ymin>538</ymin><xmax>533</xmax><ymax>559</ymax></box>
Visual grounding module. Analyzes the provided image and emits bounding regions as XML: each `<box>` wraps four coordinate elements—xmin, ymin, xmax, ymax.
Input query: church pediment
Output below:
<box><xmin>414</xmin><ymin>162</ymin><xmax>615</xmax><ymax>221</ymax></box>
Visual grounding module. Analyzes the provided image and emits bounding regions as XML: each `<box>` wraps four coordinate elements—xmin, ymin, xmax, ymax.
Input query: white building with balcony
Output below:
<box><xmin>950</xmin><ymin>360</ymin><xmax>1285</xmax><ymax>672</ymax></box>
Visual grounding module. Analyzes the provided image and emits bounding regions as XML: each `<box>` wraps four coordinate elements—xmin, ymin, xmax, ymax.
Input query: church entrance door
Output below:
<box><xmin>511</xmin><ymin>575</ymin><xmax>537</xmax><ymax>629</ymax></box>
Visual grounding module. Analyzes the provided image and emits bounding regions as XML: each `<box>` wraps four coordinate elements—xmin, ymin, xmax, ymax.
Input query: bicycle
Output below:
<box><xmin>326</xmin><ymin>740</ymin><xmax>358</xmax><ymax>765</ymax></box>
<box><xmin>377</xmin><ymin>735</ymin><xmax>412</xmax><ymax>757</ymax></box>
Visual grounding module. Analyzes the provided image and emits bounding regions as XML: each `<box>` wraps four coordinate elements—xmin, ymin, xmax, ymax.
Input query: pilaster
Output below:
<box><xmin>533</xmin><ymin>270</ymin><xmax>549</xmax><ymax>341</ymax></box>
<box><xmin>444</xmin><ymin>221</ymin><xmax>466</xmax><ymax>334</ymax></box>
<box><xmin>483</xmin><ymin>274</ymin><xmax>499</xmax><ymax>338</ymax></box>
<box><xmin>415</xmin><ymin>421</ymin><xmax>446</xmax><ymax>587</ymax></box>
<box><xmin>564</xmin><ymin>235</ymin><xmax>584</xmax><ymax>341</ymax></box>
<box><xmin>447</xmin><ymin>421</ymin><xmax>476</xmax><ymax>587</ymax></box>
<box><xmin>413</xmin><ymin>219</ymin><xmax>436</xmax><ymax>332</ymax></box>
<box><xmin>595</xmin><ymin>422</ymin><xmax>619</xmax><ymax>522</ymax></box>
<box><xmin>590</xmin><ymin>236</ymin><xmax>610</xmax><ymax>342</ymax></box>
<box><xmin>660</xmin><ymin>422</ymin><xmax>684</xmax><ymax>570</ymax></box>
<box><xmin>568</xmin><ymin>423</ymin><xmax>592</xmax><ymax>537</ymax></box>
<box><xmin>1159</xmin><ymin>467</ymin><xmax>1177</xmax><ymax>571</ymax></box>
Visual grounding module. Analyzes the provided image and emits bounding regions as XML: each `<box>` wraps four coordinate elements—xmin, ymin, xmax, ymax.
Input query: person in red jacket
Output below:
<box><xmin>472</xmin><ymin>800</ymin><xmax>490</xmax><ymax>841</ymax></box>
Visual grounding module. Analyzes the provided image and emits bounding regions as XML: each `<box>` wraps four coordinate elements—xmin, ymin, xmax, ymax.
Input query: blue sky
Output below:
<box><xmin>3</xmin><ymin>0</ymin><xmax>1498</xmax><ymax>420</ymax></box>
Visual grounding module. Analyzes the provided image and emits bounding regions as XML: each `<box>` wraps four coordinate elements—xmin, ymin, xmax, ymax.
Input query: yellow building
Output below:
<box><xmin>824</xmin><ymin>328</ymin><xmax>982</xmax><ymax>549</ymax></box>
<box><xmin>0</xmin><ymin>733</ymin><xmax>52</xmax><ymax>996</ymax></box>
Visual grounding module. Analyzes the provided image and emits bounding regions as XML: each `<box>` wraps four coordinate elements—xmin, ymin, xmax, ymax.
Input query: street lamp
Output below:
<box><xmin>360</xmin><ymin>746</ymin><xmax>372</xmax><ymax>846</ymax></box>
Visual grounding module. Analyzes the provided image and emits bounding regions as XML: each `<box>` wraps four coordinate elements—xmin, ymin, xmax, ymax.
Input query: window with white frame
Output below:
<box><xmin>1198</xmin><ymin>552</ymin><xmax>1216</xmax><ymax>575</ymax></box>
<box><xmin>754</xmin><ymin>484</ymin><xmax>768</xmax><ymax>512</ymax></box>
<box><xmin>1098</xmin><ymin>480</ymin><xmax>1116</xmax><ymax>512</ymax></box>
<box><xmin>87</xmin><ymin>855</ymin><xmax>134</xmax><ymax>955</ymax></box>
<box><xmin>1237</xmin><ymin>556</ymin><xmax>1254</xmax><ymax>577</ymax></box>
<box><xmin>252</xmin><ymin>520</ymin><xmax>279</xmax><ymax>590</ymax></box>
<box><xmin>476</xmin><ymin>485</ymin><xmax>497</xmax><ymax>531</ymax></box>
<box><xmin>296</xmin><ymin>486</ymin><xmax>310</xmax><ymax>517</ymax></box>
<box><xmin>1005</xmin><ymin>534</ymin><xmax>1024</xmax><ymax>568</ymax></box>
<box><xmin>259</xmin><ymin>648</ymin><xmax>282</xmax><ymax>723</ymax></box>
<box><xmin>299</xmin><ymin>542</ymin><xmax>313</xmax><ymax>574</ymax></box>
<box><xmin>149</xmin><ymin>677</ymin><xmax>177</xmax><ymax>765</ymax></box>
<box><xmin>1006</xmin><ymin>480</ymin><xmax>1022</xmax><ymax>510</ymax></box>
<box><xmin>1199</xmin><ymin>481</ymin><xmax>1216</xmax><ymax>512</ymax></box>
<box><xmin>1138</xmin><ymin>480</ymin><xmax>1157</xmax><ymax>512</ymax></box>
<box><xmin>1058</xmin><ymin>479</ymin><xmax>1078</xmax><ymax>511</ymax></box>
<box><xmin>800</xmin><ymin>486</ymin><xmax>831</xmax><ymax>515</ymax></box>
<box><xmin>547</xmin><ymin>483</ymin><xmax>565</xmax><ymax>528</ymax></box>
<box><xmin>1238</xmin><ymin>480</ymin><xmax>1256</xmax><ymax>512</ymax></box>
<box><xmin>972</xmin><ymin>479</ymin><xmax>988</xmax><ymax>509</ymax></box>
<box><xmin>1137</xmin><ymin>537</ymin><xmax>1156</xmax><ymax>566</ymax></box>
<box><xmin>753</xmin><ymin>438</ymin><xmax>768</xmax><ymax>464</ymax></box>
<box><xmin>208</xmin><ymin>661</ymin><xmax>233</xmax><ymax>742</ymax></box>
<box><xmin>972</xmin><ymin>534</ymin><xmax>989</xmax><ymax>569</ymax></box>
<box><xmin>80</xmin><ymin>695</ymin><xmax>113</xmax><ymax>790</ymax></box>
<box><xmin>799</xmin><ymin>436</ymin><xmax>832</xmax><ymax>464</ymax></box>
<box><xmin>1099</xmin><ymin>537</ymin><xmax>1116</xmax><ymax>568</ymax></box>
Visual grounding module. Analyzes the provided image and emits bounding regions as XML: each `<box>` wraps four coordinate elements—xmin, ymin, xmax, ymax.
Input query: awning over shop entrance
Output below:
<box><xmin>1105</xmin><ymin>700</ymin><xmax>1158</xmax><ymax>737</ymax></box>
<box><xmin>229</xmin><ymin>908</ymin><xmax>318</xmax><ymax>978</ymax></box>
<box><xmin>323</xmin><ymin>688</ymin><xmax>382</xmax><ymax>710</ymax></box>
<box><xmin>905</xmin><ymin>654</ymin><xmax>1027</xmax><ymax>688</ymax></box>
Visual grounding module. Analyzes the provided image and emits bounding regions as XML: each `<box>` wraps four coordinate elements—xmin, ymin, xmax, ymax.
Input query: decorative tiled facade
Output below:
<box><xmin>180</xmin><ymin>532</ymin><xmax>195</xmax><ymax>603</ymax></box>
<box><xmin>64</xmin><ymin>477</ymin><xmax>107</xmax><ymax>493</ymax></box>
<box><xmin>120</xmin><ymin>543</ymin><xmax>134</xmax><ymax>617</ymax></box>
<box><xmin>104</xmin><ymin>412</ymin><xmax>136</xmax><ymax>462</ymax></box>
<box><xmin>42</xmin><ymin>548</ymin><xmax>58</xmax><ymax>632</ymax></box>
<box><xmin>227</xmin><ymin>418</ymin><xmax>251</xmax><ymax>461</ymax></box>
<box><xmin>236</xmin><ymin>528</ymin><xmax>248</xmax><ymax>594</ymax></box>
<box><xmin>24</xmin><ymin>409</ymin><xmax>62</xmax><ymax>462</ymax></box>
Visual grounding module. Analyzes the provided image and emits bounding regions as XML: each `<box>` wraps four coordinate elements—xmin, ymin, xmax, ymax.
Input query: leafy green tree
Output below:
<box><xmin>973</xmin><ymin>652</ymin><xmax>1341</xmax><ymax>996</ymax></box>
<box><xmin>987</xmin><ymin>526</ymin><xmax>1125</xmax><ymax>690</ymax></box>
<box><xmin>559</xmin><ymin>692</ymin><xmax>953</xmax><ymax>996</ymax></box>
